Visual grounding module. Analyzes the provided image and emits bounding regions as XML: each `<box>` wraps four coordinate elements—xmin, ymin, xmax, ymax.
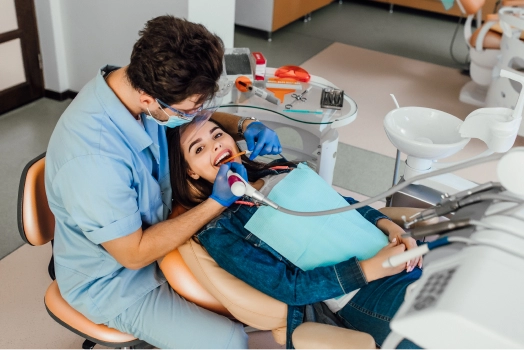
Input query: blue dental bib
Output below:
<box><xmin>245</xmin><ymin>163</ymin><xmax>388</xmax><ymax>271</ymax></box>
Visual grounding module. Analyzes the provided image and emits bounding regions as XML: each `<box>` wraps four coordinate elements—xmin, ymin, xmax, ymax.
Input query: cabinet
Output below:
<box><xmin>235</xmin><ymin>0</ymin><xmax>333</xmax><ymax>40</ymax></box>
<box><xmin>370</xmin><ymin>0</ymin><xmax>498</xmax><ymax>20</ymax></box>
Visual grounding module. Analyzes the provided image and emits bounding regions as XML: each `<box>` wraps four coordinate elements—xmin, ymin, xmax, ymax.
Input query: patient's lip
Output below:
<box><xmin>214</xmin><ymin>149</ymin><xmax>232</xmax><ymax>166</ymax></box>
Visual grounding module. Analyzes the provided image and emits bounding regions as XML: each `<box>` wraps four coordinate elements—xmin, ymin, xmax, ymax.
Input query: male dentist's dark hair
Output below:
<box><xmin>127</xmin><ymin>15</ymin><xmax>224</xmax><ymax>105</ymax></box>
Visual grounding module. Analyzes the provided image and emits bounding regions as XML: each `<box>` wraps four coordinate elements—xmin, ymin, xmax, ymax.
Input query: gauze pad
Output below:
<box><xmin>245</xmin><ymin>163</ymin><xmax>388</xmax><ymax>271</ymax></box>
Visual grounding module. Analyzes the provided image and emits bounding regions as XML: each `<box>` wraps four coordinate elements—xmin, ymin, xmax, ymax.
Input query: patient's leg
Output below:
<box><xmin>337</xmin><ymin>268</ymin><xmax>422</xmax><ymax>349</ymax></box>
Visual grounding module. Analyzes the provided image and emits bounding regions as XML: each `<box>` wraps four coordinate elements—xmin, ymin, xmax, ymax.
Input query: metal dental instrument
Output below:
<box><xmin>404</xmin><ymin>182</ymin><xmax>508</xmax><ymax>228</ymax></box>
<box><xmin>401</xmin><ymin>218</ymin><xmax>473</xmax><ymax>240</ymax></box>
<box><xmin>285</xmin><ymin>87</ymin><xmax>312</xmax><ymax>109</ymax></box>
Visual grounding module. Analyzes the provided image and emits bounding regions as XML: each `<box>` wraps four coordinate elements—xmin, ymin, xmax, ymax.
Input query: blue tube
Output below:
<box><xmin>427</xmin><ymin>237</ymin><xmax>450</xmax><ymax>250</ymax></box>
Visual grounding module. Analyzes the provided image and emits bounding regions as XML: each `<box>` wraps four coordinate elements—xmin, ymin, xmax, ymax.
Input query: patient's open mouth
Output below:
<box><xmin>218</xmin><ymin>150</ymin><xmax>249</xmax><ymax>165</ymax></box>
<box><xmin>214</xmin><ymin>151</ymin><xmax>232</xmax><ymax>166</ymax></box>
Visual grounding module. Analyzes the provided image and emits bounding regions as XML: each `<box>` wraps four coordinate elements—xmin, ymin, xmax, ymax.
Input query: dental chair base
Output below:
<box><xmin>459</xmin><ymin>80</ymin><xmax>491</xmax><ymax>108</ymax></box>
<box><xmin>384</xmin><ymin>244</ymin><xmax>524</xmax><ymax>348</ymax></box>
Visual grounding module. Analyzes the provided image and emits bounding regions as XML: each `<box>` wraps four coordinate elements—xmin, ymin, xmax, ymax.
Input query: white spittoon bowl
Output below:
<box><xmin>384</xmin><ymin>107</ymin><xmax>471</xmax><ymax>160</ymax></box>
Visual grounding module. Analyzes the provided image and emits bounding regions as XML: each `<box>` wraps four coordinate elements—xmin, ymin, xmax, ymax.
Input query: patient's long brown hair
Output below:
<box><xmin>167</xmin><ymin>121</ymin><xmax>294</xmax><ymax>209</ymax></box>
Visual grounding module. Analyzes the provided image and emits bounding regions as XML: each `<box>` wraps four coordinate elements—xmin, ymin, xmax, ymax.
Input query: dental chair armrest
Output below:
<box><xmin>378</xmin><ymin>207</ymin><xmax>440</xmax><ymax>228</ymax></box>
<box><xmin>292</xmin><ymin>322</ymin><xmax>375</xmax><ymax>349</ymax></box>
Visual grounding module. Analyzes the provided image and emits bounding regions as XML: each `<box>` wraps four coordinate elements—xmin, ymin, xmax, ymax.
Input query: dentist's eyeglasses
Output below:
<box><xmin>156</xmin><ymin>97</ymin><xmax>223</xmax><ymax>144</ymax></box>
<box><xmin>156</xmin><ymin>99</ymin><xmax>204</xmax><ymax>120</ymax></box>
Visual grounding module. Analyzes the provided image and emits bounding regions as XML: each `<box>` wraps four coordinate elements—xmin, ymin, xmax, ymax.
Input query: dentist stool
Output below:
<box><xmin>160</xmin><ymin>207</ymin><xmax>376</xmax><ymax>349</ymax></box>
<box><xmin>17</xmin><ymin>153</ymin><xmax>141</xmax><ymax>349</ymax></box>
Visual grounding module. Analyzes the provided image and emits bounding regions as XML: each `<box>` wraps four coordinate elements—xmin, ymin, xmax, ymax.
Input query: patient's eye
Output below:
<box><xmin>213</xmin><ymin>131</ymin><xmax>223</xmax><ymax>139</ymax></box>
<box><xmin>195</xmin><ymin>146</ymin><xmax>203</xmax><ymax>154</ymax></box>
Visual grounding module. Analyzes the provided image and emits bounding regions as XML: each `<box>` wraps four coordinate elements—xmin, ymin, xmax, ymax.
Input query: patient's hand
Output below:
<box><xmin>388</xmin><ymin>229</ymin><xmax>422</xmax><ymax>272</ymax></box>
<box><xmin>360</xmin><ymin>240</ymin><xmax>407</xmax><ymax>282</ymax></box>
<box><xmin>377</xmin><ymin>218</ymin><xmax>423</xmax><ymax>272</ymax></box>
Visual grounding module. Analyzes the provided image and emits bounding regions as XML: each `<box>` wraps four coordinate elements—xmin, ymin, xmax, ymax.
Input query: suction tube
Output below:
<box><xmin>228</xmin><ymin>149</ymin><xmax>522</xmax><ymax>216</ymax></box>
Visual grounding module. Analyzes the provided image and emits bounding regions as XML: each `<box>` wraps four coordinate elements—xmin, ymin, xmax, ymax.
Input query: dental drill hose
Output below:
<box><xmin>227</xmin><ymin>148</ymin><xmax>522</xmax><ymax>216</ymax></box>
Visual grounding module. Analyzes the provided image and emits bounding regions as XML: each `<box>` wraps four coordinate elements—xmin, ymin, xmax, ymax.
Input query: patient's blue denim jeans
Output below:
<box><xmin>337</xmin><ymin>267</ymin><xmax>422</xmax><ymax>349</ymax></box>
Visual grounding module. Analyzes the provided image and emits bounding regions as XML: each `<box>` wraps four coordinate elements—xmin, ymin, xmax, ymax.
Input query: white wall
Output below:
<box><xmin>188</xmin><ymin>0</ymin><xmax>235</xmax><ymax>48</ymax></box>
<box><xmin>34</xmin><ymin>0</ymin><xmax>235</xmax><ymax>93</ymax></box>
<box><xmin>34</xmin><ymin>0</ymin><xmax>68</xmax><ymax>93</ymax></box>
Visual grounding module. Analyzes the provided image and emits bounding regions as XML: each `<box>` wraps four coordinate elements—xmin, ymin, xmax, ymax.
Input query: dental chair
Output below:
<box><xmin>159</xmin><ymin>212</ymin><xmax>376</xmax><ymax>349</ymax></box>
<box><xmin>17</xmin><ymin>152</ymin><xmax>374</xmax><ymax>349</ymax></box>
<box><xmin>458</xmin><ymin>0</ymin><xmax>503</xmax><ymax>107</ymax></box>
<box><xmin>159</xmin><ymin>206</ymin><xmax>437</xmax><ymax>349</ymax></box>
<box><xmin>17</xmin><ymin>153</ymin><xmax>142</xmax><ymax>349</ymax></box>
<box><xmin>459</xmin><ymin>0</ymin><xmax>524</xmax><ymax>107</ymax></box>
<box><xmin>19</xmin><ymin>152</ymin><xmax>433</xmax><ymax>349</ymax></box>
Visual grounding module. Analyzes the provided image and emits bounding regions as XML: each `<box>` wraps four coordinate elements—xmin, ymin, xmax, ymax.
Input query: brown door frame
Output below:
<box><xmin>0</xmin><ymin>0</ymin><xmax>44</xmax><ymax>115</ymax></box>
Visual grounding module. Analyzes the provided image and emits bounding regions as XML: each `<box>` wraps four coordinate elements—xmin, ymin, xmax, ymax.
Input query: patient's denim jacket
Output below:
<box><xmin>196</xmin><ymin>169</ymin><xmax>389</xmax><ymax>348</ymax></box>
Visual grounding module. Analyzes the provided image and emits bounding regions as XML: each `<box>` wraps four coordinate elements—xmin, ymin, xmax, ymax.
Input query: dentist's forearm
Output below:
<box><xmin>102</xmin><ymin>199</ymin><xmax>225</xmax><ymax>269</ymax></box>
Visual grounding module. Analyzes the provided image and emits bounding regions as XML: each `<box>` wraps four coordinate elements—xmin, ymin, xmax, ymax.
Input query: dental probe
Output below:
<box><xmin>227</xmin><ymin>170</ymin><xmax>279</xmax><ymax>209</ymax></box>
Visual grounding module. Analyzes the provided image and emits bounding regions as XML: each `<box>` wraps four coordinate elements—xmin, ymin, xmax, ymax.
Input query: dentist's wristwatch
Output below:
<box><xmin>237</xmin><ymin>116</ymin><xmax>259</xmax><ymax>136</ymax></box>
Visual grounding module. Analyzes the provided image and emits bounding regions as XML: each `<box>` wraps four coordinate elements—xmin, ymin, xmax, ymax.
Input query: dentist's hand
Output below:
<box><xmin>210</xmin><ymin>162</ymin><xmax>248</xmax><ymax>207</ymax></box>
<box><xmin>243</xmin><ymin>121</ymin><xmax>282</xmax><ymax>160</ymax></box>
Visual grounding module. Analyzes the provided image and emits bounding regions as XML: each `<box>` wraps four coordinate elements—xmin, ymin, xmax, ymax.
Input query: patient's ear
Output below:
<box><xmin>187</xmin><ymin>169</ymin><xmax>200</xmax><ymax>180</ymax></box>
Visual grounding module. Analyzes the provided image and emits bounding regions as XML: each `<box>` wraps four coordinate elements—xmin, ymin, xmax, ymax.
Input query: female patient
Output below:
<box><xmin>167</xmin><ymin>120</ymin><xmax>423</xmax><ymax>349</ymax></box>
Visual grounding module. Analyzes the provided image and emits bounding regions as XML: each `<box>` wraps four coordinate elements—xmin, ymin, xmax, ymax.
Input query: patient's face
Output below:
<box><xmin>182</xmin><ymin>121</ymin><xmax>240</xmax><ymax>183</ymax></box>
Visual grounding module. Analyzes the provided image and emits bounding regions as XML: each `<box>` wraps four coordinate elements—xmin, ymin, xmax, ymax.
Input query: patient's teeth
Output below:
<box><xmin>215</xmin><ymin>152</ymin><xmax>231</xmax><ymax>165</ymax></box>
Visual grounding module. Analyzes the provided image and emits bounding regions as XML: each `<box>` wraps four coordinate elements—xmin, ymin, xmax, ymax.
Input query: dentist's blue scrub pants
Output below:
<box><xmin>105</xmin><ymin>282</ymin><xmax>247</xmax><ymax>349</ymax></box>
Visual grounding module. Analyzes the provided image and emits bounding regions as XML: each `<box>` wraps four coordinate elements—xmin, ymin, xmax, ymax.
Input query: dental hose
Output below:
<box><xmin>228</xmin><ymin>151</ymin><xmax>512</xmax><ymax>217</ymax></box>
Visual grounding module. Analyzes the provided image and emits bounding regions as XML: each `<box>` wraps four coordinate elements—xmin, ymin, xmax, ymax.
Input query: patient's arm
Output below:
<box><xmin>343</xmin><ymin>196</ymin><xmax>389</xmax><ymax>225</ymax></box>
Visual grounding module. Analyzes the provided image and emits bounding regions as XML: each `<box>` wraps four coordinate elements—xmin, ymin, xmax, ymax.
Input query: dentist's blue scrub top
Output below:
<box><xmin>45</xmin><ymin>66</ymin><xmax>171</xmax><ymax>324</ymax></box>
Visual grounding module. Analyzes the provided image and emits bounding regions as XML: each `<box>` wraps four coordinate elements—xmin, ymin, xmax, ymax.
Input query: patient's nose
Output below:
<box><xmin>214</xmin><ymin>142</ymin><xmax>222</xmax><ymax>152</ymax></box>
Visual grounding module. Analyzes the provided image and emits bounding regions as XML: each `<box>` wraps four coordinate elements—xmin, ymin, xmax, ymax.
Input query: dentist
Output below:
<box><xmin>45</xmin><ymin>15</ymin><xmax>281</xmax><ymax>349</ymax></box>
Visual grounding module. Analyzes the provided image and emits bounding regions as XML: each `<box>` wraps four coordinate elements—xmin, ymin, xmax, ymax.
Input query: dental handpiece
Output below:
<box><xmin>237</xmin><ymin>80</ymin><xmax>280</xmax><ymax>105</ymax></box>
<box><xmin>226</xmin><ymin>170</ymin><xmax>279</xmax><ymax>209</ymax></box>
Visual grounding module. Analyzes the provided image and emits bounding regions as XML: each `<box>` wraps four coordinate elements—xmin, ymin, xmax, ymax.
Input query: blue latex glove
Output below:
<box><xmin>243</xmin><ymin>121</ymin><xmax>282</xmax><ymax>160</ymax></box>
<box><xmin>210</xmin><ymin>162</ymin><xmax>248</xmax><ymax>207</ymax></box>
